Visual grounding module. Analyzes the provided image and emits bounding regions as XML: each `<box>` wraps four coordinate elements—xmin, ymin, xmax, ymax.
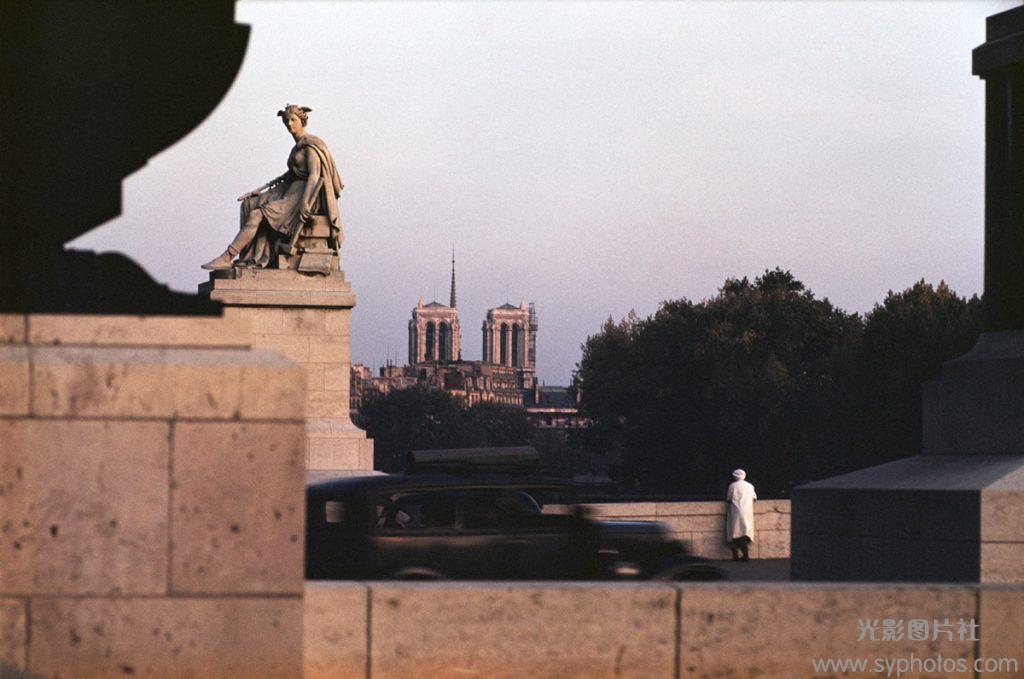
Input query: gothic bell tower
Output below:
<box><xmin>408</xmin><ymin>250</ymin><xmax>461</xmax><ymax>364</ymax></box>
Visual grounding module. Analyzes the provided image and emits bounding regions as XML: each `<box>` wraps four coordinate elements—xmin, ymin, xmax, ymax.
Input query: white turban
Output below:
<box><xmin>732</xmin><ymin>469</ymin><xmax>746</xmax><ymax>480</ymax></box>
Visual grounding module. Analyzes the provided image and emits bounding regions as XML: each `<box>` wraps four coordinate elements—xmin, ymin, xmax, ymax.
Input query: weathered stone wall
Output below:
<box><xmin>0</xmin><ymin>314</ymin><xmax>307</xmax><ymax>678</ymax></box>
<box><xmin>546</xmin><ymin>500</ymin><xmax>791</xmax><ymax>559</ymax></box>
<box><xmin>304</xmin><ymin>581</ymin><xmax>1023</xmax><ymax>679</ymax></box>
<box><xmin>202</xmin><ymin>268</ymin><xmax>374</xmax><ymax>474</ymax></box>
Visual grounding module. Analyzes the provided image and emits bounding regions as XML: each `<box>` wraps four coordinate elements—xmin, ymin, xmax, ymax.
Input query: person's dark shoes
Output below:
<box><xmin>740</xmin><ymin>553</ymin><xmax>750</xmax><ymax>562</ymax></box>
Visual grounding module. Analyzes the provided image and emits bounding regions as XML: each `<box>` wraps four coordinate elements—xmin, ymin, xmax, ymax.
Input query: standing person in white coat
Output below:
<box><xmin>726</xmin><ymin>469</ymin><xmax>757</xmax><ymax>561</ymax></box>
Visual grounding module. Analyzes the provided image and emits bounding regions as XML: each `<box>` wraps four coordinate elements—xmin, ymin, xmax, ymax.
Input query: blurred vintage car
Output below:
<box><xmin>305</xmin><ymin>473</ymin><xmax>723</xmax><ymax>581</ymax></box>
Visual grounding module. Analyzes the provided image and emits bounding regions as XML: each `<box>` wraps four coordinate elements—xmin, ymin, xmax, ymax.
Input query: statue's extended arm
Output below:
<box><xmin>236</xmin><ymin>171</ymin><xmax>290</xmax><ymax>202</ymax></box>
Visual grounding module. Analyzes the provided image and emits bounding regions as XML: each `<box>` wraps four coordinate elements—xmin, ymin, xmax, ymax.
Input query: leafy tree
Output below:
<box><xmin>572</xmin><ymin>271</ymin><xmax>983</xmax><ymax>496</ymax></box>
<box><xmin>530</xmin><ymin>428</ymin><xmax>612</xmax><ymax>480</ymax></box>
<box><xmin>359</xmin><ymin>386</ymin><xmax>470</xmax><ymax>472</ymax></box>
<box><xmin>359</xmin><ymin>386</ymin><xmax>532</xmax><ymax>472</ymax></box>
<box><xmin>572</xmin><ymin>313</ymin><xmax>639</xmax><ymax>429</ymax></box>
<box><xmin>574</xmin><ymin>269</ymin><xmax>862</xmax><ymax>495</ymax></box>
<box><xmin>464</xmin><ymin>401</ymin><xmax>533</xmax><ymax>448</ymax></box>
<box><xmin>571</xmin><ymin>313</ymin><xmax>638</xmax><ymax>463</ymax></box>
<box><xmin>852</xmin><ymin>280</ymin><xmax>982</xmax><ymax>466</ymax></box>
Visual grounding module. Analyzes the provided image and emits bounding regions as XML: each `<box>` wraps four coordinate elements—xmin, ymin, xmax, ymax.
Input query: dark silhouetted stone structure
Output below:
<box><xmin>0</xmin><ymin>1</ymin><xmax>248</xmax><ymax>312</ymax></box>
<box><xmin>792</xmin><ymin>5</ymin><xmax>1024</xmax><ymax>583</ymax></box>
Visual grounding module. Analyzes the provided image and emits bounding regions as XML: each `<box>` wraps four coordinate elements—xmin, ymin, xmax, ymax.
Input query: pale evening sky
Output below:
<box><xmin>70</xmin><ymin>1</ymin><xmax>1016</xmax><ymax>385</ymax></box>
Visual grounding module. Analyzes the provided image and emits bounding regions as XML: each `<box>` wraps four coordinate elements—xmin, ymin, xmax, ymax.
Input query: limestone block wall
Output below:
<box><xmin>546</xmin><ymin>500</ymin><xmax>791</xmax><ymax>559</ymax></box>
<box><xmin>219</xmin><ymin>304</ymin><xmax>373</xmax><ymax>470</ymax></box>
<box><xmin>202</xmin><ymin>269</ymin><xmax>374</xmax><ymax>474</ymax></box>
<box><xmin>221</xmin><ymin>306</ymin><xmax>349</xmax><ymax>418</ymax></box>
<box><xmin>305</xmin><ymin>581</ymin><xmax>1024</xmax><ymax>679</ymax></box>
<box><xmin>0</xmin><ymin>314</ymin><xmax>307</xmax><ymax>678</ymax></box>
<box><xmin>981</xmin><ymin>469</ymin><xmax>1024</xmax><ymax>582</ymax></box>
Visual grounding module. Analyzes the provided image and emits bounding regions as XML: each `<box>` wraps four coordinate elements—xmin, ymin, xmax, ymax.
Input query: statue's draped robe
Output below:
<box><xmin>726</xmin><ymin>479</ymin><xmax>757</xmax><ymax>542</ymax></box>
<box><xmin>238</xmin><ymin>134</ymin><xmax>344</xmax><ymax>267</ymax></box>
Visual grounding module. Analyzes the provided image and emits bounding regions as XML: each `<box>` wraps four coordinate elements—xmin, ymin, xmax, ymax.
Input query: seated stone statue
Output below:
<box><xmin>202</xmin><ymin>104</ymin><xmax>344</xmax><ymax>270</ymax></box>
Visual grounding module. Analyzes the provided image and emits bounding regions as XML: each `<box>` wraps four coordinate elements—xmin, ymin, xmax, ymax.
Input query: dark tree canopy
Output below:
<box><xmin>573</xmin><ymin>270</ymin><xmax>981</xmax><ymax>497</ymax></box>
<box><xmin>360</xmin><ymin>387</ymin><xmax>532</xmax><ymax>473</ymax></box>
<box><xmin>851</xmin><ymin>280</ymin><xmax>983</xmax><ymax>467</ymax></box>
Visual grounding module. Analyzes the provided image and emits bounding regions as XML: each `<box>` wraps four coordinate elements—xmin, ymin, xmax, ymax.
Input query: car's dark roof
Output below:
<box><xmin>307</xmin><ymin>473</ymin><xmax>574</xmax><ymax>498</ymax></box>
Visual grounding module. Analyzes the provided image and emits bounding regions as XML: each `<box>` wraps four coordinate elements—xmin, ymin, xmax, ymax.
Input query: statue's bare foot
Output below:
<box><xmin>201</xmin><ymin>250</ymin><xmax>235</xmax><ymax>270</ymax></box>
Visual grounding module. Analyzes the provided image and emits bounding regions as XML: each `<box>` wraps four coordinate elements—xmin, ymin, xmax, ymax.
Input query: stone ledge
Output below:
<box><xmin>678</xmin><ymin>584</ymin><xmax>975</xmax><ymax>678</ymax></box>
<box><xmin>208</xmin><ymin>289</ymin><xmax>357</xmax><ymax>308</ymax></box>
<box><xmin>307</xmin><ymin>418</ymin><xmax>369</xmax><ymax>438</ymax></box>
<box><xmin>981</xmin><ymin>542</ymin><xmax>1024</xmax><ymax>584</ymax></box>
<box><xmin>304</xmin><ymin>583</ymin><xmax>368</xmax><ymax>679</ymax></box>
<box><xmin>0</xmin><ymin>315</ymin><xmax>26</xmax><ymax>344</ymax></box>
<box><xmin>30</xmin><ymin>346</ymin><xmax>304</xmax><ymax>420</ymax></box>
<box><xmin>204</xmin><ymin>267</ymin><xmax>351</xmax><ymax>292</ymax></box>
<box><xmin>28</xmin><ymin>596</ymin><xmax>302</xmax><ymax>679</ymax></box>
<box><xmin>301</xmin><ymin>581</ymin><xmax>1024</xmax><ymax>679</ymax></box>
<box><xmin>25</xmin><ymin>314</ymin><xmax>250</xmax><ymax>349</ymax></box>
<box><xmin>0</xmin><ymin>346</ymin><xmax>29</xmax><ymax>415</ymax></box>
<box><xmin>303</xmin><ymin>582</ymin><xmax>1024</xmax><ymax>679</ymax></box>
<box><xmin>202</xmin><ymin>269</ymin><xmax>356</xmax><ymax>309</ymax></box>
<box><xmin>543</xmin><ymin>500</ymin><xmax>792</xmax><ymax>559</ymax></box>
<box><xmin>370</xmin><ymin>582</ymin><xmax>676</xmax><ymax>679</ymax></box>
<box><xmin>793</xmin><ymin>456</ymin><xmax>1024</xmax><ymax>582</ymax></box>
<box><xmin>554</xmin><ymin>500</ymin><xmax>790</xmax><ymax>518</ymax></box>
<box><xmin>979</xmin><ymin>587</ymin><xmax>1024</xmax><ymax>672</ymax></box>
<box><xmin>755</xmin><ymin>529</ymin><xmax>791</xmax><ymax>559</ymax></box>
<box><xmin>981</xmin><ymin>466</ymin><xmax>1024</xmax><ymax>541</ymax></box>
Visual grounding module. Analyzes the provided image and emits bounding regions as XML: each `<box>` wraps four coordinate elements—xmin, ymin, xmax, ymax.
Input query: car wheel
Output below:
<box><xmin>383</xmin><ymin>567</ymin><xmax>446</xmax><ymax>580</ymax></box>
<box><xmin>651</xmin><ymin>562</ymin><xmax>727</xmax><ymax>582</ymax></box>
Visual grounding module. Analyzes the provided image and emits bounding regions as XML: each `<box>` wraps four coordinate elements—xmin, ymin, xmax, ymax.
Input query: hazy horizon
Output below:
<box><xmin>69</xmin><ymin>1</ymin><xmax>1014</xmax><ymax>384</ymax></box>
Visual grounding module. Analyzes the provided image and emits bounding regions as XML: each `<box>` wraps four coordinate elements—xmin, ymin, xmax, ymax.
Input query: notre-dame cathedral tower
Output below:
<box><xmin>481</xmin><ymin>301</ymin><xmax>537</xmax><ymax>388</ymax></box>
<box><xmin>405</xmin><ymin>251</ymin><xmax>537</xmax><ymax>391</ymax></box>
<box><xmin>407</xmin><ymin>252</ymin><xmax>462</xmax><ymax>364</ymax></box>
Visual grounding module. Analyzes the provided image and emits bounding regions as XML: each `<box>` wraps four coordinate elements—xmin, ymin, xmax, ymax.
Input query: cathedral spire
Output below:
<box><xmin>449</xmin><ymin>246</ymin><xmax>457</xmax><ymax>308</ymax></box>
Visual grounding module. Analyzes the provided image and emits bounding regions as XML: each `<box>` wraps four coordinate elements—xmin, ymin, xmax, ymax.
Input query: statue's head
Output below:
<box><xmin>277</xmin><ymin>104</ymin><xmax>311</xmax><ymax>132</ymax></box>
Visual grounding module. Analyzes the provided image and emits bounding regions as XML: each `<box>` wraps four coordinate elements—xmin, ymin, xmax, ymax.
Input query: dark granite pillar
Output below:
<box><xmin>974</xmin><ymin>6</ymin><xmax>1024</xmax><ymax>332</ymax></box>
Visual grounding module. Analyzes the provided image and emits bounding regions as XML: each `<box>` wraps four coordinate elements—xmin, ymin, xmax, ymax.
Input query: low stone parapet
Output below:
<box><xmin>303</xmin><ymin>581</ymin><xmax>1024</xmax><ymax>679</ymax></box>
<box><xmin>546</xmin><ymin>500</ymin><xmax>791</xmax><ymax>559</ymax></box>
<box><xmin>0</xmin><ymin>313</ymin><xmax>307</xmax><ymax>678</ymax></box>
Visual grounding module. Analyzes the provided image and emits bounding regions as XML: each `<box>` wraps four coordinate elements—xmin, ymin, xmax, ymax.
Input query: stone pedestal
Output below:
<box><xmin>0</xmin><ymin>313</ymin><xmax>306</xmax><ymax>677</ymax></box>
<box><xmin>793</xmin><ymin>6</ymin><xmax>1024</xmax><ymax>583</ymax></box>
<box><xmin>199</xmin><ymin>267</ymin><xmax>374</xmax><ymax>476</ymax></box>
<box><xmin>793</xmin><ymin>330</ymin><xmax>1024</xmax><ymax>582</ymax></box>
<box><xmin>792</xmin><ymin>455</ymin><xmax>1024</xmax><ymax>583</ymax></box>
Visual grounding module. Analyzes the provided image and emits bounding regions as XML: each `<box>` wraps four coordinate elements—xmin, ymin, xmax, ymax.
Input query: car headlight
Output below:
<box><xmin>611</xmin><ymin>561</ymin><xmax>641</xmax><ymax>578</ymax></box>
